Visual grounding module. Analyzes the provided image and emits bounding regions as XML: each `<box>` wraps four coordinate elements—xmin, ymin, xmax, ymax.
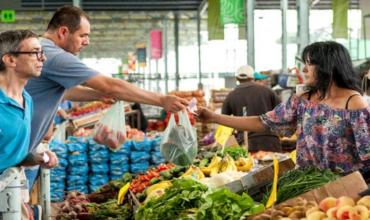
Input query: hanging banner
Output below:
<box><xmin>332</xmin><ymin>0</ymin><xmax>348</xmax><ymax>39</ymax></box>
<box><xmin>150</xmin><ymin>30</ymin><xmax>162</xmax><ymax>59</ymax></box>
<box><xmin>136</xmin><ymin>48</ymin><xmax>146</xmax><ymax>67</ymax></box>
<box><xmin>208</xmin><ymin>0</ymin><xmax>224</xmax><ymax>40</ymax></box>
<box><xmin>220</xmin><ymin>0</ymin><xmax>245</xmax><ymax>25</ymax></box>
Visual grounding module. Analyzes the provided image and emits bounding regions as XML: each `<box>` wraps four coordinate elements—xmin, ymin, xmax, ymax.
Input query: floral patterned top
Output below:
<box><xmin>260</xmin><ymin>95</ymin><xmax>370</xmax><ymax>174</ymax></box>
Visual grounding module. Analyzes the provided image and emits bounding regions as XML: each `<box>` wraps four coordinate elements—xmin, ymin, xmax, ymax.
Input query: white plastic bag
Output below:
<box><xmin>52</xmin><ymin>121</ymin><xmax>67</xmax><ymax>143</ymax></box>
<box><xmin>93</xmin><ymin>101</ymin><xmax>126</xmax><ymax>150</ymax></box>
<box><xmin>160</xmin><ymin>111</ymin><xmax>197</xmax><ymax>166</ymax></box>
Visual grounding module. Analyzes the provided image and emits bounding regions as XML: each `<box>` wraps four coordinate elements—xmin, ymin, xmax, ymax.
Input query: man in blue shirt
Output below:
<box><xmin>0</xmin><ymin>30</ymin><xmax>56</xmax><ymax>173</ymax></box>
<box><xmin>25</xmin><ymin>5</ymin><xmax>188</xmax><ymax>188</ymax></box>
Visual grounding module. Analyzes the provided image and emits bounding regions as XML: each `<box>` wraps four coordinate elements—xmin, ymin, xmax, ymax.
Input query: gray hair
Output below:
<box><xmin>0</xmin><ymin>30</ymin><xmax>38</xmax><ymax>71</ymax></box>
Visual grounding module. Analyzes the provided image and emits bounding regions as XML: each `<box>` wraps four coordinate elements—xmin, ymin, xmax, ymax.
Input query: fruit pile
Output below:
<box><xmin>201</xmin><ymin>154</ymin><xmax>253</xmax><ymax>177</ymax></box>
<box><xmin>311</xmin><ymin>195</ymin><xmax>370</xmax><ymax>220</ymax></box>
<box><xmin>249</xmin><ymin>196</ymin><xmax>370</xmax><ymax>220</ymax></box>
<box><xmin>169</xmin><ymin>89</ymin><xmax>206</xmax><ymax>107</ymax></box>
<box><xmin>70</xmin><ymin>101</ymin><xmax>111</xmax><ymax>118</ymax></box>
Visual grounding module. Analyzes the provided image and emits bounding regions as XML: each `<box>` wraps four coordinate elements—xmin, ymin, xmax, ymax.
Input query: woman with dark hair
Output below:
<box><xmin>196</xmin><ymin>41</ymin><xmax>370</xmax><ymax>175</ymax></box>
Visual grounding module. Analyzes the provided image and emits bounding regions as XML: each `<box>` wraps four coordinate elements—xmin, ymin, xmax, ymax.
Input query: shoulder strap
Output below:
<box><xmin>345</xmin><ymin>94</ymin><xmax>361</xmax><ymax>109</ymax></box>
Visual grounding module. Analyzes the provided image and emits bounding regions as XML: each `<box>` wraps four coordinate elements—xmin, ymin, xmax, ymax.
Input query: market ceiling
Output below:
<box><xmin>0</xmin><ymin>0</ymin><xmax>360</xmax><ymax>59</ymax></box>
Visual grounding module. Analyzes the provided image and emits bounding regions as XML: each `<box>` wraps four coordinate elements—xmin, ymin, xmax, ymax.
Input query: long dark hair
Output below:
<box><xmin>301</xmin><ymin>41</ymin><xmax>362</xmax><ymax>99</ymax></box>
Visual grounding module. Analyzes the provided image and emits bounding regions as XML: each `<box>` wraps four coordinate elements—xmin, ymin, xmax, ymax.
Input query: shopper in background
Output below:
<box><xmin>254</xmin><ymin>72</ymin><xmax>271</xmax><ymax>87</ymax></box>
<box><xmin>24</xmin><ymin>5</ymin><xmax>188</xmax><ymax>189</ymax></box>
<box><xmin>197</xmin><ymin>41</ymin><xmax>370</xmax><ymax>175</ymax></box>
<box><xmin>222</xmin><ymin>65</ymin><xmax>281</xmax><ymax>152</ymax></box>
<box><xmin>0</xmin><ymin>30</ymin><xmax>57</xmax><ymax>174</ymax></box>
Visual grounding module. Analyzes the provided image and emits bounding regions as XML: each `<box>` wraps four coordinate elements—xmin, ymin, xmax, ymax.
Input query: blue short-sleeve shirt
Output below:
<box><xmin>0</xmin><ymin>89</ymin><xmax>33</xmax><ymax>173</ymax></box>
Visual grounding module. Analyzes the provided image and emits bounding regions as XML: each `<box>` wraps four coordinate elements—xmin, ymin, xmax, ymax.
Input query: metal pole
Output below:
<box><xmin>246</xmin><ymin>0</ymin><xmax>255</xmax><ymax>67</ymax></box>
<box><xmin>363</xmin><ymin>15</ymin><xmax>369</xmax><ymax>58</ymax></box>
<box><xmin>156</xmin><ymin>59</ymin><xmax>160</xmax><ymax>92</ymax></box>
<box><xmin>148</xmin><ymin>36</ymin><xmax>152</xmax><ymax>91</ymax></box>
<box><xmin>38</xmin><ymin>143</ymin><xmax>51</xmax><ymax>220</ymax></box>
<box><xmin>174</xmin><ymin>12</ymin><xmax>180</xmax><ymax>90</ymax></box>
<box><xmin>73</xmin><ymin>0</ymin><xmax>81</xmax><ymax>7</ymax></box>
<box><xmin>40</xmin><ymin>168</ymin><xmax>50</xmax><ymax>220</ymax></box>
<box><xmin>197</xmin><ymin>7</ymin><xmax>203</xmax><ymax>90</ymax></box>
<box><xmin>164</xmin><ymin>18</ymin><xmax>169</xmax><ymax>93</ymax></box>
<box><xmin>297</xmin><ymin>0</ymin><xmax>310</xmax><ymax>57</ymax></box>
<box><xmin>281</xmin><ymin>0</ymin><xmax>288</xmax><ymax>72</ymax></box>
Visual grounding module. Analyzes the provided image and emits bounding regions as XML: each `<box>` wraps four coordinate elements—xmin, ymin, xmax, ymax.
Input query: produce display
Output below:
<box><xmin>262</xmin><ymin>167</ymin><xmax>340</xmax><ymax>204</ymax></box>
<box><xmin>169</xmin><ymin>89</ymin><xmax>206</xmax><ymax>107</ymax></box>
<box><xmin>49</xmin><ymin>100</ymin><xmax>368</xmax><ymax>220</ymax></box>
<box><xmin>247</xmin><ymin>198</ymin><xmax>318</xmax><ymax>220</ymax></box>
<box><xmin>70</xmin><ymin>101</ymin><xmax>111</xmax><ymax>118</ymax></box>
<box><xmin>135</xmin><ymin>178</ymin><xmax>264</xmax><ymax>220</ymax></box>
<box><xmin>56</xmin><ymin>191</ymin><xmax>91</xmax><ymax>219</ymax></box>
<box><xmin>249</xmin><ymin>195</ymin><xmax>370</xmax><ymax>220</ymax></box>
<box><xmin>93</xmin><ymin>123</ymin><xmax>126</xmax><ymax>150</ymax></box>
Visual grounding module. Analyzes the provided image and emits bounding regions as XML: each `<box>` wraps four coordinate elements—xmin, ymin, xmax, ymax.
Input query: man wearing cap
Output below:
<box><xmin>254</xmin><ymin>72</ymin><xmax>271</xmax><ymax>87</ymax></box>
<box><xmin>222</xmin><ymin>65</ymin><xmax>282</xmax><ymax>152</ymax></box>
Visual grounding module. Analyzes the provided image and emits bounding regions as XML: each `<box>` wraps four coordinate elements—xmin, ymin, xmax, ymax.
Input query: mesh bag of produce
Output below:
<box><xmin>68</xmin><ymin>164</ymin><xmax>89</xmax><ymax>175</ymax></box>
<box><xmin>132</xmin><ymin>138</ymin><xmax>152</xmax><ymax>151</ymax></box>
<box><xmin>109</xmin><ymin>164</ymin><xmax>130</xmax><ymax>177</ymax></box>
<box><xmin>109</xmin><ymin>154</ymin><xmax>129</xmax><ymax>165</ymax></box>
<box><xmin>151</xmin><ymin>136</ymin><xmax>162</xmax><ymax>151</ymax></box>
<box><xmin>160</xmin><ymin>111</ymin><xmax>197</xmax><ymax>166</ymax></box>
<box><xmin>89</xmin><ymin>143</ymin><xmax>110</xmax><ymax>163</ymax></box>
<box><xmin>93</xmin><ymin>101</ymin><xmax>126</xmax><ymax>150</ymax></box>
<box><xmin>150</xmin><ymin>151</ymin><xmax>166</xmax><ymax>165</ymax></box>
<box><xmin>68</xmin><ymin>153</ymin><xmax>87</xmax><ymax>166</ymax></box>
<box><xmin>89</xmin><ymin>174</ymin><xmax>109</xmax><ymax>192</ymax></box>
<box><xmin>130</xmin><ymin>151</ymin><xmax>150</xmax><ymax>163</ymax></box>
<box><xmin>58</xmin><ymin>158</ymin><xmax>68</xmax><ymax>168</ymax></box>
<box><xmin>67</xmin><ymin>141</ymin><xmax>87</xmax><ymax>153</ymax></box>
<box><xmin>112</xmin><ymin>141</ymin><xmax>131</xmax><ymax>155</ymax></box>
<box><xmin>130</xmin><ymin>161</ymin><xmax>150</xmax><ymax>174</ymax></box>
<box><xmin>49</xmin><ymin>140</ymin><xmax>68</xmax><ymax>159</ymax></box>
<box><xmin>51</xmin><ymin>168</ymin><xmax>67</xmax><ymax>179</ymax></box>
<box><xmin>90</xmin><ymin>163</ymin><xmax>109</xmax><ymax>174</ymax></box>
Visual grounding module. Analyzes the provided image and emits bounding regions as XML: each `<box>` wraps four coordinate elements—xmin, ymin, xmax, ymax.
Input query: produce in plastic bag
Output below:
<box><xmin>160</xmin><ymin>111</ymin><xmax>197</xmax><ymax>166</ymax></box>
<box><xmin>51</xmin><ymin>121</ymin><xmax>67</xmax><ymax>143</ymax></box>
<box><xmin>93</xmin><ymin>101</ymin><xmax>126</xmax><ymax>150</ymax></box>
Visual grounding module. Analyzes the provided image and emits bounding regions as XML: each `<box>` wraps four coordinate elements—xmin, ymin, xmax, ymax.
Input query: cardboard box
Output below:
<box><xmin>281</xmin><ymin>171</ymin><xmax>368</xmax><ymax>206</ymax></box>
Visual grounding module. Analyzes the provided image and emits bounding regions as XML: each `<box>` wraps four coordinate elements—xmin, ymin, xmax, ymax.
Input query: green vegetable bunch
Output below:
<box><xmin>262</xmin><ymin>167</ymin><xmax>340</xmax><ymax>204</ymax></box>
<box><xmin>135</xmin><ymin>178</ymin><xmax>208</xmax><ymax>220</ymax></box>
<box><xmin>222</xmin><ymin>147</ymin><xmax>247</xmax><ymax>160</ymax></box>
<box><xmin>90</xmin><ymin>200</ymin><xmax>132</xmax><ymax>220</ymax></box>
<box><xmin>196</xmin><ymin>188</ymin><xmax>265</xmax><ymax>220</ymax></box>
<box><xmin>135</xmin><ymin>178</ymin><xmax>265</xmax><ymax>220</ymax></box>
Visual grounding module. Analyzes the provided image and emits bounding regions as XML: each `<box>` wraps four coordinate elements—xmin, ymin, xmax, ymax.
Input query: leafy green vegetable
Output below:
<box><xmin>89</xmin><ymin>199</ymin><xmax>132</xmax><ymax>220</ymax></box>
<box><xmin>159</xmin><ymin>170</ymin><xmax>172</xmax><ymax>180</ymax></box>
<box><xmin>135</xmin><ymin>178</ymin><xmax>208</xmax><ymax>220</ymax></box>
<box><xmin>262</xmin><ymin>167</ymin><xmax>340</xmax><ymax>204</ymax></box>
<box><xmin>223</xmin><ymin>147</ymin><xmax>247</xmax><ymax>160</ymax></box>
<box><xmin>135</xmin><ymin>179</ymin><xmax>264</xmax><ymax>220</ymax></box>
<box><xmin>196</xmin><ymin>188</ymin><xmax>264</xmax><ymax>220</ymax></box>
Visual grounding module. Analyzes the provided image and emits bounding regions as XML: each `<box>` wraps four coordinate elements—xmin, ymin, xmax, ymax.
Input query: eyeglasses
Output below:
<box><xmin>8</xmin><ymin>50</ymin><xmax>45</xmax><ymax>60</ymax></box>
